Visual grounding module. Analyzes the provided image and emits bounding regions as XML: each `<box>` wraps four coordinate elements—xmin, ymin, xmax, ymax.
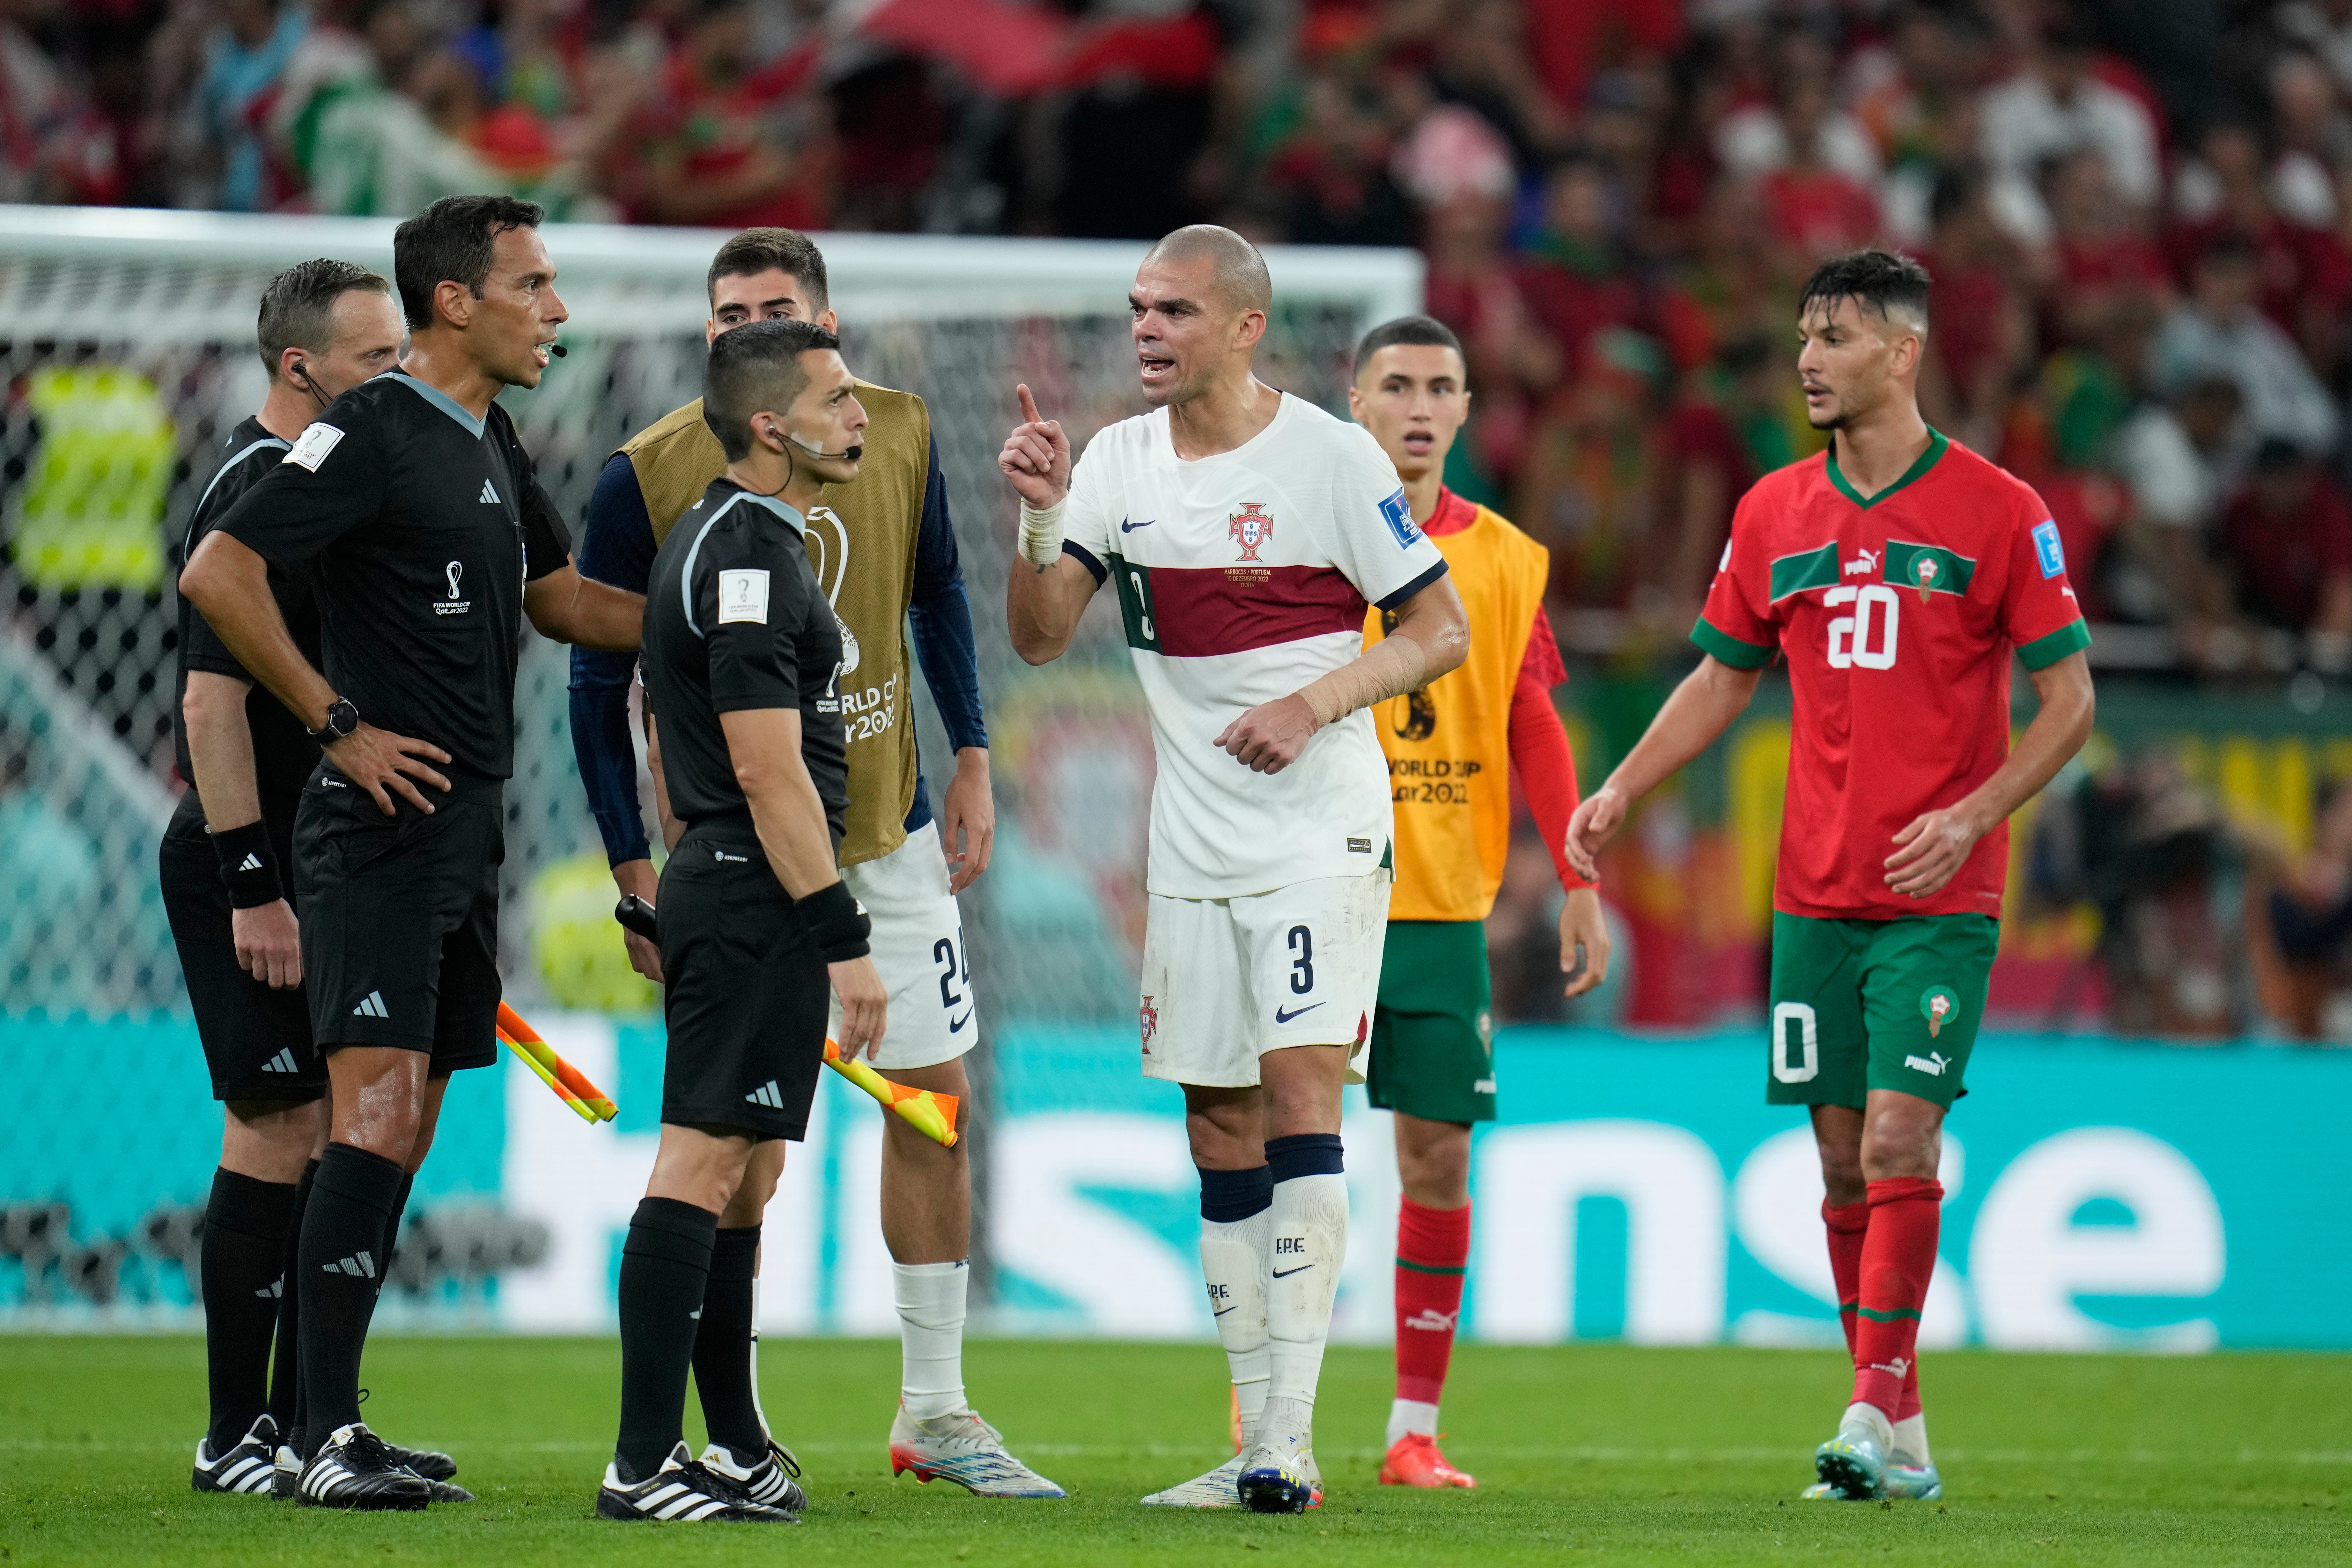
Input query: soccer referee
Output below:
<box><xmin>595</xmin><ymin>318</ymin><xmax>885</xmax><ymax>1525</ymax></box>
<box><xmin>182</xmin><ymin>195</ymin><xmax>645</xmax><ymax>1511</ymax></box>
<box><xmin>171</xmin><ymin>259</ymin><xmax>402</xmax><ymax>1498</ymax></box>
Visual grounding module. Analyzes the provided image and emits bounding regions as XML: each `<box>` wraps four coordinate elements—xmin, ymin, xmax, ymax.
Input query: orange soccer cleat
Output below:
<box><xmin>1378</xmin><ymin>1432</ymin><xmax>1477</xmax><ymax>1489</ymax></box>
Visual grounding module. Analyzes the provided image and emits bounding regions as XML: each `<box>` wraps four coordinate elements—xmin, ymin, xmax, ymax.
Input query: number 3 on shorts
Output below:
<box><xmin>1288</xmin><ymin>925</ymin><xmax>1314</xmax><ymax>993</ymax></box>
<box><xmin>1771</xmin><ymin>1000</ymin><xmax>1818</xmax><ymax>1083</ymax></box>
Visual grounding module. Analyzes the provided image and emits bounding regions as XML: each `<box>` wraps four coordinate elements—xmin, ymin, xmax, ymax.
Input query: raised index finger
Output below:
<box><xmin>1016</xmin><ymin>383</ymin><xmax>1042</xmax><ymax>426</ymax></box>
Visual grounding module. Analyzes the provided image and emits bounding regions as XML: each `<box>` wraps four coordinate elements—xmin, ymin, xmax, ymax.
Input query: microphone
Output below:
<box><xmin>788</xmin><ymin>430</ymin><xmax>863</xmax><ymax>461</ymax></box>
<box><xmin>544</xmin><ymin>343</ymin><xmax>567</xmax><ymax>358</ymax></box>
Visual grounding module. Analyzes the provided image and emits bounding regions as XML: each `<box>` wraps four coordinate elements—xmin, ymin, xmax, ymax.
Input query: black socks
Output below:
<box><xmin>615</xmin><ymin>1197</ymin><xmax>720</xmax><ymax>1480</ymax></box>
<box><xmin>296</xmin><ymin>1142</ymin><xmax>405</xmax><ymax>1453</ymax></box>
<box><xmin>267</xmin><ymin>1158</ymin><xmax>318</xmax><ymax>1435</ymax></box>
<box><xmin>201</xmin><ymin>1167</ymin><xmax>295</xmax><ymax>1453</ymax></box>
<box><xmin>693</xmin><ymin>1224</ymin><xmax>765</xmax><ymax>1459</ymax></box>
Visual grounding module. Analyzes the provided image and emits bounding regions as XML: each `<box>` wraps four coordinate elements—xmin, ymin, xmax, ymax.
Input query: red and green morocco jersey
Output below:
<box><xmin>1693</xmin><ymin>430</ymin><xmax>2091</xmax><ymax>921</ymax></box>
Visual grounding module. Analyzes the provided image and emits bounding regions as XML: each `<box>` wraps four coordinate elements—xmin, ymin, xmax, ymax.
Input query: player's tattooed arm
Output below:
<box><xmin>1219</xmin><ymin>573</ymin><xmax>1470</xmax><ymax>775</ymax></box>
<box><xmin>1566</xmin><ymin>654</ymin><xmax>1764</xmax><ymax>881</ymax></box>
<box><xmin>1884</xmin><ymin>648</ymin><xmax>2094</xmax><ymax>898</ymax></box>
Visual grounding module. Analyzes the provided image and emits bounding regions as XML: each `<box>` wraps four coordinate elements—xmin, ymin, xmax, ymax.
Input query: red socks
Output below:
<box><xmin>1393</xmin><ymin>1198</ymin><xmax>1471</xmax><ymax>1406</ymax></box>
<box><xmin>1849</xmin><ymin>1178</ymin><xmax>1942</xmax><ymax>1418</ymax></box>
<box><xmin>1825</xmin><ymin>1197</ymin><xmax>1920</xmax><ymax>1421</ymax></box>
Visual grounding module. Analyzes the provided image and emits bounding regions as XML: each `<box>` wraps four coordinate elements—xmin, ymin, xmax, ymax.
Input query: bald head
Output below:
<box><xmin>1142</xmin><ymin>225</ymin><xmax>1272</xmax><ymax>317</ymax></box>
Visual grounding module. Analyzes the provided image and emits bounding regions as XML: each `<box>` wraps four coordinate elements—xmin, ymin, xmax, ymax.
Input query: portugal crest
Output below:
<box><xmin>1140</xmin><ymin>995</ymin><xmax>1159</xmax><ymax>1055</ymax></box>
<box><xmin>1229</xmin><ymin>502</ymin><xmax>1274</xmax><ymax>562</ymax></box>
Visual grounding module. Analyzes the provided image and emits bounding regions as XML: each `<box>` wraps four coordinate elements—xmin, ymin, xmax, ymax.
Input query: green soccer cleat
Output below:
<box><xmin>1813</xmin><ymin>1420</ymin><xmax>1889</xmax><ymax>1501</ymax></box>
<box><xmin>1883</xmin><ymin>1460</ymin><xmax>1943</xmax><ymax>1501</ymax></box>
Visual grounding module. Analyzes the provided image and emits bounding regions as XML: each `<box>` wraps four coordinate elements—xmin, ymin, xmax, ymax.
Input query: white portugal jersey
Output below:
<box><xmin>1060</xmin><ymin>393</ymin><xmax>1449</xmax><ymax>899</ymax></box>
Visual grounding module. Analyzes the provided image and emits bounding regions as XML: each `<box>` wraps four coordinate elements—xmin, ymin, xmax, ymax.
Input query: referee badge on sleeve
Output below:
<box><xmin>718</xmin><ymin>568</ymin><xmax>770</xmax><ymax>624</ymax></box>
<box><xmin>284</xmin><ymin>422</ymin><xmax>345</xmax><ymax>472</ymax></box>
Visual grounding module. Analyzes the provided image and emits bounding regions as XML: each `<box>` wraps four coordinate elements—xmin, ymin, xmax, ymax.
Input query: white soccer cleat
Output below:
<box><xmin>888</xmin><ymin>1406</ymin><xmax>1066</xmax><ymax>1499</ymax></box>
<box><xmin>1140</xmin><ymin>1453</ymin><xmax>1244</xmax><ymax>1508</ymax></box>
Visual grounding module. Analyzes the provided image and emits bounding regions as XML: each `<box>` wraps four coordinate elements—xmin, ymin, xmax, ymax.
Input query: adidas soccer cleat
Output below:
<box><xmin>1141</xmin><ymin>1454</ymin><xmax>1244</xmax><ymax>1508</ymax></box>
<box><xmin>272</xmin><ymin>1439</ymin><xmax>301</xmax><ymax>1500</ymax></box>
<box><xmin>191</xmin><ymin>1413</ymin><xmax>280</xmax><ymax>1495</ymax></box>
<box><xmin>1237</xmin><ymin>1432</ymin><xmax>1320</xmax><ymax>1514</ymax></box>
<box><xmin>377</xmin><ymin>1436</ymin><xmax>457</xmax><ymax>1483</ymax></box>
<box><xmin>1813</xmin><ymin>1420</ymin><xmax>1890</xmax><ymax>1501</ymax></box>
<box><xmin>1379</xmin><ymin>1431</ymin><xmax>1476</xmax><ymax>1489</ymax></box>
<box><xmin>889</xmin><ymin>1406</ymin><xmax>1066</xmax><ymax>1498</ymax></box>
<box><xmin>698</xmin><ymin>1438</ymin><xmax>808</xmax><ymax>1513</ymax></box>
<box><xmin>595</xmin><ymin>1441</ymin><xmax>799</xmax><ymax>1523</ymax></box>
<box><xmin>296</xmin><ymin>1423</ymin><xmax>431</xmax><ymax>1510</ymax></box>
<box><xmin>1883</xmin><ymin>1460</ymin><xmax>1944</xmax><ymax>1501</ymax></box>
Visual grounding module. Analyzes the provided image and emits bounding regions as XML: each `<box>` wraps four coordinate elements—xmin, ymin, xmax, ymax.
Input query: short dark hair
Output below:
<box><xmin>703</xmin><ymin>318</ymin><xmax>843</xmax><ymax>463</ymax></box>
<box><xmin>707</xmin><ymin>228</ymin><xmax>829</xmax><ymax>312</ymax></box>
<box><xmin>256</xmin><ymin>259</ymin><xmax>393</xmax><ymax>377</ymax></box>
<box><xmin>1354</xmin><ymin>315</ymin><xmax>1465</xmax><ymax>379</ymax></box>
<box><xmin>392</xmin><ymin>194</ymin><xmax>544</xmax><ymax>330</ymax></box>
<box><xmin>1799</xmin><ymin>249</ymin><xmax>1933</xmax><ymax>333</ymax></box>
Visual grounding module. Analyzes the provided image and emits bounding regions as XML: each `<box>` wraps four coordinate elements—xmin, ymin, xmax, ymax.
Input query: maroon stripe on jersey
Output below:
<box><xmin>1146</xmin><ymin>562</ymin><xmax>1368</xmax><ymax>657</ymax></box>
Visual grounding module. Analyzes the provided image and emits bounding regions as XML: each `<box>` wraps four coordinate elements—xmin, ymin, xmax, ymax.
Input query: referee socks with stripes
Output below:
<box><xmin>297</xmin><ymin>1143</ymin><xmax>406</xmax><ymax>1454</ymax></box>
<box><xmin>615</xmin><ymin>1197</ymin><xmax>720</xmax><ymax>1482</ymax></box>
<box><xmin>201</xmin><ymin>1167</ymin><xmax>296</xmax><ymax>1456</ymax></box>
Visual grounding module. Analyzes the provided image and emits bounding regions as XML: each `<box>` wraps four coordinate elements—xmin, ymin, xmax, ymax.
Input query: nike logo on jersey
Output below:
<box><xmin>1272</xmin><ymin>1265</ymin><xmax>1313</xmax><ymax>1279</ymax></box>
<box><xmin>351</xmin><ymin>991</ymin><xmax>388</xmax><ymax>1019</ymax></box>
<box><xmin>479</xmin><ymin>479</ymin><xmax>500</xmax><ymax>504</ymax></box>
<box><xmin>744</xmin><ymin>1080</ymin><xmax>785</xmax><ymax>1109</ymax></box>
<box><xmin>1273</xmin><ymin>1002</ymin><xmax>1323</xmax><ymax>1024</ymax></box>
<box><xmin>1119</xmin><ymin>518</ymin><xmax>1155</xmax><ymax>533</ymax></box>
<box><xmin>948</xmin><ymin>1010</ymin><xmax>973</xmax><ymax>1034</ymax></box>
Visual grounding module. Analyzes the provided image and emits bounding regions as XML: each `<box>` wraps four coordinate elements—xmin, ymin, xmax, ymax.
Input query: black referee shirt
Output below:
<box><xmin>643</xmin><ymin>478</ymin><xmax>848</xmax><ymax>842</ymax></box>
<box><xmin>173</xmin><ymin>416</ymin><xmax>321</xmax><ymax>828</ymax></box>
<box><xmin>213</xmin><ymin>373</ymin><xmax>571</xmax><ymax>784</ymax></box>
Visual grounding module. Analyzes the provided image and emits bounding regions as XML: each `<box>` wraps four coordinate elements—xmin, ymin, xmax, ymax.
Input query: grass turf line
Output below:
<box><xmin>1</xmin><ymin>1336</ymin><xmax>2346</xmax><ymax>1566</ymax></box>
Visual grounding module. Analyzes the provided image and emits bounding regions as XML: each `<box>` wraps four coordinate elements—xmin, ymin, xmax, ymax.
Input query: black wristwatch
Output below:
<box><xmin>308</xmin><ymin>696</ymin><xmax>359</xmax><ymax>743</ymax></box>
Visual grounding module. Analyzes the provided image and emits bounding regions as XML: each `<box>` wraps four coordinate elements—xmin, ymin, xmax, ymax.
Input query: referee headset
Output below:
<box><xmin>753</xmin><ymin>415</ymin><xmax>864</xmax><ymax>500</ymax></box>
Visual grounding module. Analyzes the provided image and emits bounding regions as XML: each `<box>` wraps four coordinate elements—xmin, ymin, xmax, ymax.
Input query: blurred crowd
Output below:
<box><xmin>11</xmin><ymin>0</ymin><xmax>2352</xmax><ymax>666</ymax></box>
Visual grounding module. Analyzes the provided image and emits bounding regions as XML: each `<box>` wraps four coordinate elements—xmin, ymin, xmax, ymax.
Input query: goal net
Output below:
<box><xmin>0</xmin><ymin>206</ymin><xmax>1419</xmax><ymax>1025</ymax></box>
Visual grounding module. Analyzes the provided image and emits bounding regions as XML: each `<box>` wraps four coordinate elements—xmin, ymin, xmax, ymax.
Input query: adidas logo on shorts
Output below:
<box><xmin>321</xmin><ymin>1250</ymin><xmax>376</xmax><ymax>1278</ymax></box>
<box><xmin>254</xmin><ymin>1275</ymin><xmax>284</xmax><ymax>1299</ymax></box>
<box><xmin>351</xmin><ymin>991</ymin><xmax>389</xmax><ymax>1019</ymax></box>
<box><xmin>744</xmin><ymin>1080</ymin><xmax>785</xmax><ymax>1109</ymax></box>
<box><xmin>261</xmin><ymin>1048</ymin><xmax>300</xmax><ymax>1074</ymax></box>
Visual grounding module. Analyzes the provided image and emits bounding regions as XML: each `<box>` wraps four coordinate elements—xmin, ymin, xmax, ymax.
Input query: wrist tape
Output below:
<box><xmin>210</xmin><ymin>821</ymin><xmax>284</xmax><ymax>909</ymax></box>
<box><xmin>1018</xmin><ymin>497</ymin><xmax>1065</xmax><ymax>568</ymax></box>
<box><xmin>797</xmin><ymin>879</ymin><xmax>872</xmax><ymax>962</ymax></box>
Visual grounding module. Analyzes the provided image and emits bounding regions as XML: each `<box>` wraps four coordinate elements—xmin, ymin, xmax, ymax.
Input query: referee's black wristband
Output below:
<box><xmin>210</xmin><ymin>821</ymin><xmax>284</xmax><ymax>909</ymax></box>
<box><xmin>797</xmin><ymin>880</ymin><xmax>871</xmax><ymax>963</ymax></box>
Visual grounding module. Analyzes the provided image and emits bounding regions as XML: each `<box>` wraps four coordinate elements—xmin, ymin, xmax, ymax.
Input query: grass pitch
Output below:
<box><xmin>1</xmin><ymin>1336</ymin><xmax>2345</xmax><ymax>1566</ymax></box>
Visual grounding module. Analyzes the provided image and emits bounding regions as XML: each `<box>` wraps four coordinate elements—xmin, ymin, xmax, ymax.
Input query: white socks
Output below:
<box><xmin>1892</xmin><ymin>1412</ymin><xmax>1930</xmax><ymax>1467</ymax></box>
<box><xmin>892</xmin><ymin>1260</ymin><xmax>968</xmax><ymax>1420</ymax></box>
<box><xmin>1264</xmin><ymin>1169</ymin><xmax>1348</xmax><ymax>1439</ymax></box>
<box><xmin>1386</xmin><ymin>1397</ymin><xmax>1440</xmax><ymax>1447</ymax></box>
<box><xmin>1200</xmin><ymin>1211</ymin><xmax>1271</xmax><ymax>1442</ymax></box>
<box><xmin>1841</xmin><ymin>1400</ymin><xmax>1895</xmax><ymax>1453</ymax></box>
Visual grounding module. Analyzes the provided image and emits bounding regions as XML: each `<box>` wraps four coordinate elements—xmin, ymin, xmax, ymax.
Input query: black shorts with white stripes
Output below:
<box><xmin>291</xmin><ymin>763</ymin><xmax>502</xmax><ymax>1076</ymax></box>
<box><xmin>656</xmin><ymin>827</ymin><xmax>828</xmax><ymax>1141</ymax></box>
<box><xmin>159</xmin><ymin>792</ymin><xmax>325</xmax><ymax>1103</ymax></box>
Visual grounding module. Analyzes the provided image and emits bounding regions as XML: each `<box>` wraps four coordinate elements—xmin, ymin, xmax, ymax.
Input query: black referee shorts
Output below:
<box><xmin>159</xmin><ymin>792</ymin><xmax>325</xmax><ymax>1103</ymax></box>
<box><xmin>658</xmin><ymin>827</ymin><xmax>829</xmax><ymax>1141</ymax></box>
<box><xmin>291</xmin><ymin>766</ymin><xmax>502</xmax><ymax>1076</ymax></box>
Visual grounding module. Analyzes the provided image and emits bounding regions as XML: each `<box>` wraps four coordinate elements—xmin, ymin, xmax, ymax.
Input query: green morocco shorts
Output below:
<box><xmin>1367</xmin><ymin>920</ymin><xmax>1496</xmax><ymax>1124</ymax></box>
<box><xmin>1765</xmin><ymin>911</ymin><xmax>1999</xmax><ymax>1110</ymax></box>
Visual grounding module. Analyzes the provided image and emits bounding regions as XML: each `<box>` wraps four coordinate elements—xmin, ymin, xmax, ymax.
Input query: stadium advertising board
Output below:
<box><xmin>7</xmin><ymin>1018</ymin><xmax>2341</xmax><ymax>1350</ymax></box>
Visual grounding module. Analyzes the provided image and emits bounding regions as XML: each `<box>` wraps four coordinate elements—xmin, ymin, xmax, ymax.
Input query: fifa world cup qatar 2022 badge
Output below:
<box><xmin>1228</xmin><ymin>502</ymin><xmax>1274</xmax><ymax>562</ymax></box>
<box><xmin>1920</xmin><ymin>985</ymin><xmax>1958</xmax><ymax>1038</ymax></box>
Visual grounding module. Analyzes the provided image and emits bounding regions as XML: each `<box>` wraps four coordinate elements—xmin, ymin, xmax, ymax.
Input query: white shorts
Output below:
<box><xmin>1138</xmin><ymin>871</ymin><xmax>1391</xmax><ymax>1089</ymax></box>
<box><xmin>827</xmin><ymin>821</ymin><xmax>977</xmax><ymax>1072</ymax></box>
